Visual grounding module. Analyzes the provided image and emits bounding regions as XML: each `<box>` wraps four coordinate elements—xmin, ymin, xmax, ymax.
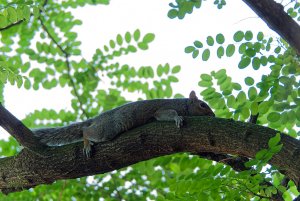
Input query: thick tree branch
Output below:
<box><xmin>242</xmin><ymin>0</ymin><xmax>300</xmax><ymax>55</ymax></box>
<box><xmin>0</xmin><ymin>117</ymin><xmax>299</xmax><ymax>194</ymax></box>
<box><xmin>0</xmin><ymin>103</ymin><xmax>47</xmax><ymax>153</ymax></box>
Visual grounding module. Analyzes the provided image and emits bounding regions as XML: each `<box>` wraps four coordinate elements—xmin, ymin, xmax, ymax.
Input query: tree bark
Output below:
<box><xmin>243</xmin><ymin>0</ymin><xmax>300</xmax><ymax>55</ymax></box>
<box><xmin>0</xmin><ymin>117</ymin><xmax>299</xmax><ymax>194</ymax></box>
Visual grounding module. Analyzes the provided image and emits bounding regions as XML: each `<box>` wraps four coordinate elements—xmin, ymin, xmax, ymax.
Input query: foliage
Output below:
<box><xmin>188</xmin><ymin>30</ymin><xmax>299</xmax><ymax>137</ymax></box>
<box><xmin>0</xmin><ymin>0</ymin><xmax>299</xmax><ymax>200</ymax></box>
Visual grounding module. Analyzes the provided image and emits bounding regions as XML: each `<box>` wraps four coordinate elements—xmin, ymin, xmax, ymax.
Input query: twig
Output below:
<box><xmin>0</xmin><ymin>20</ymin><xmax>24</xmax><ymax>32</ymax></box>
<box><xmin>39</xmin><ymin>17</ymin><xmax>90</xmax><ymax>118</ymax></box>
<box><xmin>249</xmin><ymin>102</ymin><xmax>261</xmax><ymax>124</ymax></box>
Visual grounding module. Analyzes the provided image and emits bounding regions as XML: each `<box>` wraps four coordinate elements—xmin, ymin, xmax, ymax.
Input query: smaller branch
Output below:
<box><xmin>0</xmin><ymin>103</ymin><xmax>47</xmax><ymax>153</ymax></box>
<box><xmin>249</xmin><ymin>113</ymin><xmax>259</xmax><ymax>124</ymax></box>
<box><xmin>39</xmin><ymin>19</ymin><xmax>67</xmax><ymax>55</ymax></box>
<box><xmin>39</xmin><ymin>17</ymin><xmax>90</xmax><ymax>118</ymax></box>
<box><xmin>0</xmin><ymin>20</ymin><xmax>24</xmax><ymax>32</ymax></box>
<box><xmin>65</xmin><ymin>56</ymin><xmax>90</xmax><ymax>118</ymax></box>
<box><xmin>249</xmin><ymin>102</ymin><xmax>261</xmax><ymax>124</ymax></box>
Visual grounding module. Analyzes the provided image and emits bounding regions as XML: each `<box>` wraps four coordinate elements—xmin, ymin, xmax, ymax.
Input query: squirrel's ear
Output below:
<box><xmin>189</xmin><ymin>91</ymin><xmax>198</xmax><ymax>100</ymax></box>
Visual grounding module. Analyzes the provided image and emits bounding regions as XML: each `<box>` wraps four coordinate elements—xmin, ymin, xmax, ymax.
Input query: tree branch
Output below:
<box><xmin>242</xmin><ymin>0</ymin><xmax>300</xmax><ymax>55</ymax></box>
<box><xmin>0</xmin><ymin>103</ymin><xmax>47</xmax><ymax>153</ymax></box>
<box><xmin>0</xmin><ymin>117</ymin><xmax>299</xmax><ymax>194</ymax></box>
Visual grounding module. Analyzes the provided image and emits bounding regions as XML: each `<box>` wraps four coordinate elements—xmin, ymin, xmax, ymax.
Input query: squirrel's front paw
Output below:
<box><xmin>174</xmin><ymin>116</ymin><xmax>184</xmax><ymax>128</ymax></box>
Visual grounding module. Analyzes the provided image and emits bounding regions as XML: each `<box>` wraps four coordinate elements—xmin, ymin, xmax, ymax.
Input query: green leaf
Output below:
<box><xmin>268</xmin><ymin>133</ymin><xmax>281</xmax><ymax>147</ymax></box>
<box><xmin>217</xmin><ymin>46</ymin><xmax>224</xmax><ymax>58</ymax></box>
<box><xmin>143</xmin><ymin>33</ymin><xmax>155</xmax><ymax>43</ymax></box>
<box><xmin>238</xmin><ymin>57</ymin><xmax>251</xmax><ymax>69</ymax></box>
<box><xmin>198</xmin><ymin>80</ymin><xmax>212</xmax><ymax>87</ymax></box>
<box><xmin>236</xmin><ymin>91</ymin><xmax>246</xmax><ymax>104</ymax></box>
<box><xmin>244</xmin><ymin>77</ymin><xmax>254</xmax><ymax>86</ymax></box>
<box><xmin>200</xmin><ymin>74</ymin><xmax>212</xmax><ymax>81</ymax></box>
<box><xmin>137</xmin><ymin>42</ymin><xmax>148</xmax><ymax>50</ymax></box>
<box><xmin>270</xmin><ymin>144</ymin><xmax>283</xmax><ymax>154</ymax></box>
<box><xmin>258</xmin><ymin>101</ymin><xmax>270</xmax><ymax>114</ymax></box>
<box><xmin>192</xmin><ymin>49</ymin><xmax>199</xmax><ymax>58</ymax></box>
<box><xmin>127</xmin><ymin>45</ymin><xmax>137</xmax><ymax>52</ymax></box>
<box><xmin>202</xmin><ymin>49</ymin><xmax>210</xmax><ymax>61</ymax></box>
<box><xmin>7</xmin><ymin>7</ymin><xmax>17</xmax><ymax>23</ymax></box>
<box><xmin>33</xmin><ymin>6</ymin><xmax>40</xmax><ymax>18</ymax></box>
<box><xmin>226</xmin><ymin>44</ymin><xmax>235</xmax><ymax>57</ymax></box>
<box><xmin>257</xmin><ymin>32</ymin><xmax>264</xmax><ymax>41</ymax></box>
<box><xmin>227</xmin><ymin>95</ymin><xmax>235</xmax><ymax>108</ymax></box>
<box><xmin>194</xmin><ymin>40</ymin><xmax>203</xmax><ymax>48</ymax></box>
<box><xmin>252</xmin><ymin>57</ymin><xmax>260</xmax><ymax>70</ymax></box>
<box><xmin>267</xmin><ymin>112</ymin><xmax>281</xmax><ymax>122</ymax></box>
<box><xmin>248</xmin><ymin>87</ymin><xmax>257</xmax><ymax>101</ymax></box>
<box><xmin>157</xmin><ymin>64</ymin><xmax>163</xmax><ymax>77</ymax></box>
<box><xmin>116</xmin><ymin>34</ymin><xmax>123</xmax><ymax>45</ymax></box>
<box><xmin>250</xmin><ymin>102</ymin><xmax>258</xmax><ymax>115</ymax></box>
<box><xmin>22</xmin><ymin>6</ymin><xmax>31</xmax><ymax>21</ymax></box>
<box><xmin>0</xmin><ymin>15</ymin><xmax>7</xmax><ymax>27</ymax></box>
<box><xmin>134</xmin><ymin>29</ymin><xmax>141</xmax><ymax>41</ymax></box>
<box><xmin>168</xmin><ymin>75</ymin><xmax>179</xmax><ymax>82</ymax></box>
<box><xmin>245</xmin><ymin>159</ymin><xmax>258</xmax><ymax>167</ymax></box>
<box><xmin>168</xmin><ymin>9</ymin><xmax>178</xmax><ymax>19</ymax></box>
<box><xmin>164</xmin><ymin>63</ymin><xmax>170</xmax><ymax>74</ymax></box>
<box><xmin>241</xmin><ymin>107</ymin><xmax>250</xmax><ymax>119</ymax></box>
<box><xmin>216</xmin><ymin>33</ymin><xmax>225</xmax><ymax>44</ymax></box>
<box><xmin>233</xmin><ymin>31</ymin><xmax>244</xmax><ymax>42</ymax></box>
<box><xmin>244</xmin><ymin>31</ymin><xmax>253</xmax><ymax>41</ymax></box>
<box><xmin>24</xmin><ymin>78</ymin><xmax>31</xmax><ymax>89</ymax></box>
<box><xmin>206</xmin><ymin>36</ymin><xmax>214</xmax><ymax>46</ymax></box>
<box><xmin>125</xmin><ymin>32</ymin><xmax>131</xmax><ymax>43</ymax></box>
<box><xmin>109</xmin><ymin>40</ymin><xmax>115</xmax><ymax>48</ymax></box>
<box><xmin>184</xmin><ymin>46</ymin><xmax>195</xmax><ymax>53</ymax></box>
<box><xmin>274</xmin><ymin>46</ymin><xmax>281</xmax><ymax>54</ymax></box>
<box><xmin>255</xmin><ymin>149</ymin><xmax>268</xmax><ymax>160</ymax></box>
<box><xmin>171</xmin><ymin>65</ymin><xmax>181</xmax><ymax>74</ymax></box>
<box><xmin>245</xmin><ymin>48</ymin><xmax>256</xmax><ymax>57</ymax></box>
<box><xmin>214</xmin><ymin>69</ymin><xmax>226</xmax><ymax>79</ymax></box>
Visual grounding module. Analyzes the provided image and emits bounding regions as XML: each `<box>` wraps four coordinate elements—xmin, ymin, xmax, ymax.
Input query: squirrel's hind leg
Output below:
<box><xmin>82</xmin><ymin>125</ymin><xmax>98</xmax><ymax>158</ymax></box>
<box><xmin>154</xmin><ymin>109</ymin><xmax>183</xmax><ymax>128</ymax></box>
<box><xmin>83</xmin><ymin>138</ymin><xmax>93</xmax><ymax>158</ymax></box>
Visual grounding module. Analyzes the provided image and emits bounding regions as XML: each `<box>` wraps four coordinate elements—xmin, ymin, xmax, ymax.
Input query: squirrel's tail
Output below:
<box><xmin>32</xmin><ymin>124</ymin><xmax>84</xmax><ymax>146</ymax></box>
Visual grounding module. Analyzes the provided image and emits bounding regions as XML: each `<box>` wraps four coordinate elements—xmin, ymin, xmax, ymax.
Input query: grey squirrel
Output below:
<box><xmin>33</xmin><ymin>91</ymin><xmax>215</xmax><ymax>157</ymax></box>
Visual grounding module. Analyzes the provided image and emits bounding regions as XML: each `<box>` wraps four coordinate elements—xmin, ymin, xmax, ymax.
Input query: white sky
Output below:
<box><xmin>3</xmin><ymin>0</ymin><xmax>278</xmax><ymax>123</ymax></box>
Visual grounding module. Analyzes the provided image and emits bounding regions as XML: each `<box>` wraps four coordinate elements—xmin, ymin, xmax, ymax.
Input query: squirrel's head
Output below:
<box><xmin>188</xmin><ymin>91</ymin><xmax>215</xmax><ymax>117</ymax></box>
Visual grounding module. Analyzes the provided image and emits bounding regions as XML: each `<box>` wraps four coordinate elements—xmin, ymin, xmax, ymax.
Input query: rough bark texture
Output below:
<box><xmin>0</xmin><ymin>117</ymin><xmax>299</xmax><ymax>194</ymax></box>
<box><xmin>243</xmin><ymin>0</ymin><xmax>300</xmax><ymax>55</ymax></box>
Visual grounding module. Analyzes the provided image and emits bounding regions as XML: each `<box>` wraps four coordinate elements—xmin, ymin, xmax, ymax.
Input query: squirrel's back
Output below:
<box><xmin>33</xmin><ymin>91</ymin><xmax>214</xmax><ymax>147</ymax></box>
